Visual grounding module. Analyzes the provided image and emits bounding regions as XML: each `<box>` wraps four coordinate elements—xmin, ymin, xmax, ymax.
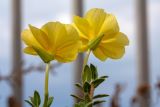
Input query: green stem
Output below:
<box><xmin>43</xmin><ymin>63</ymin><xmax>50</xmax><ymax>107</ymax></box>
<box><xmin>81</xmin><ymin>49</ymin><xmax>91</xmax><ymax>83</ymax></box>
<box><xmin>82</xmin><ymin>49</ymin><xmax>91</xmax><ymax>70</ymax></box>
<box><xmin>82</xmin><ymin>50</ymin><xmax>93</xmax><ymax>107</ymax></box>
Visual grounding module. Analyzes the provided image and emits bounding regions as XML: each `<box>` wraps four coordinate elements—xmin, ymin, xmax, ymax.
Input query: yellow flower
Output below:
<box><xmin>21</xmin><ymin>22</ymin><xmax>81</xmax><ymax>63</ymax></box>
<box><xmin>73</xmin><ymin>8</ymin><xmax>129</xmax><ymax>61</ymax></box>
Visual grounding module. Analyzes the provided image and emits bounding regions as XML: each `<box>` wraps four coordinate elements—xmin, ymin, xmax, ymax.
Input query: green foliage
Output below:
<box><xmin>47</xmin><ymin>97</ymin><xmax>54</xmax><ymax>107</ymax></box>
<box><xmin>25</xmin><ymin>90</ymin><xmax>41</xmax><ymax>107</ymax></box>
<box><xmin>93</xmin><ymin>94</ymin><xmax>109</xmax><ymax>99</ymax></box>
<box><xmin>71</xmin><ymin>94</ymin><xmax>84</xmax><ymax>101</ymax></box>
<box><xmin>90</xmin><ymin>64</ymin><xmax>98</xmax><ymax>80</ymax></box>
<box><xmin>91</xmin><ymin>78</ymin><xmax>105</xmax><ymax>88</ymax></box>
<box><xmin>33</xmin><ymin>47</ymin><xmax>54</xmax><ymax>63</ymax></box>
<box><xmin>82</xmin><ymin>64</ymin><xmax>98</xmax><ymax>84</ymax></box>
<box><xmin>87</xmin><ymin>100</ymin><xmax>106</xmax><ymax>106</ymax></box>
<box><xmin>25</xmin><ymin>64</ymin><xmax>108</xmax><ymax>107</ymax></box>
<box><xmin>25</xmin><ymin>90</ymin><xmax>54</xmax><ymax>107</ymax></box>
<box><xmin>74</xmin><ymin>102</ymin><xmax>86</xmax><ymax>107</ymax></box>
<box><xmin>75</xmin><ymin>83</ymin><xmax>83</xmax><ymax>90</ymax></box>
<box><xmin>82</xmin><ymin>65</ymin><xmax>92</xmax><ymax>83</ymax></box>
<box><xmin>72</xmin><ymin>63</ymin><xmax>109</xmax><ymax>107</ymax></box>
<box><xmin>74</xmin><ymin>100</ymin><xmax>106</xmax><ymax>107</ymax></box>
<box><xmin>83</xmin><ymin>82</ymin><xmax>91</xmax><ymax>93</ymax></box>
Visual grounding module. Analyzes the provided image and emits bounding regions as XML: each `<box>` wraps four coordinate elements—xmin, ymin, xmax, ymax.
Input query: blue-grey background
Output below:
<box><xmin>0</xmin><ymin>0</ymin><xmax>160</xmax><ymax>107</ymax></box>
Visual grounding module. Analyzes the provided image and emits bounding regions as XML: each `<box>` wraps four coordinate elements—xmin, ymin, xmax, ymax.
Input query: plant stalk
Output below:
<box><xmin>89</xmin><ymin>84</ymin><xmax>95</xmax><ymax>99</ymax></box>
<box><xmin>43</xmin><ymin>63</ymin><xmax>50</xmax><ymax>107</ymax></box>
<box><xmin>81</xmin><ymin>49</ymin><xmax>91</xmax><ymax>83</ymax></box>
<box><xmin>82</xmin><ymin>49</ymin><xmax>91</xmax><ymax>70</ymax></box>
<box><xmin>82</xmin><ymin>49</ymin><xmax>94</xmax><ymax>107</ymax></box>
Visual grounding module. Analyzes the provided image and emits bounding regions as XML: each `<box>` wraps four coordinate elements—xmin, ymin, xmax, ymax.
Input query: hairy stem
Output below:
<box><xmin>89</xmin><ymin>84</ymin><xmax>95</xmax><ymax>99</ymax></box>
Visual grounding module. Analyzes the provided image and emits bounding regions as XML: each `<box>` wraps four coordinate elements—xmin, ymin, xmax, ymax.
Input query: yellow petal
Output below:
<box><xmin>21</xmin><ymin>29</ymin><xmax>42</xmax><ymax>48</ymax></box>
<box><xmin>29</xmin><ymin>25</ymin><xmax>50</xmax><ymax>50</ymax></box>
<box><xmin>79</xmin><ymin>41</ymin><xmax>88</xmax><ymax>52</ymax></box>
<box><xmin>99</xmin><ymin>14</ymin><xmax>119</xmax><ymax>35</ymax></box>
<box><xmin>55</xmin><ymin>42</ymin><xmax>80</xmax><ymax>62</ymax></box>
<box><xmin>99</xmin><ymin>44</ymin><xmax>125</xmax><ymax>59</ymax></box>
<box><xmin>41</xmin><ymin>22</ymin><xmax>67</xmax><ymax>50</ymax></box>
<box><xmin>65</xmin><ymin>24</ymin><xmax>79</xmax><ymax>41</ymax></box>
<box><xmin>93</xmin><ymin>47</ymin><xmax>108</xmax><ymax>61</ymax></box>
<box><xmin>101</xmin><ymin>32</ymin><xmax>129</xmax><ymax>46</ymax></box>
<box><xmin>115</xmin><ymin>32</ymin><xmax>129</xmax><ymax>45</ymax></box>
<box><xmin>23</xmin><ymin>47</ymin><xmax>37</xmax><ymax>55</ymax></box>
<box><xmin>73</xmin><ymin>16</ymin><xmax>91</xmax><ymax>39</ymax></box>
<box><xmin>55</xmin><ymin>24</ymin><xmax>80</xmax><ymax>62</ymax></box>
<box><xmin>78</xmin><ymin>35</ymin><xmax>89</xmax><ymax>52</ymax></box>
<box><xmin>97</xmin><ymin>32</ymin><xmax>128</xmax><ymax>59</ymax></box>
<box><xmin>57</xmin><ymin>24</ymin><xmax>79</xmax><ymax>47</ymax></box>
<box><xmin>84</xmin><ymin>8</ymin><xmax>106</xmax><ymax>36</ymax></box>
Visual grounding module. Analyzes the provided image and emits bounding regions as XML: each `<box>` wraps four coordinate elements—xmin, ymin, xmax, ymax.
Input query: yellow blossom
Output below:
<box><xmin>73</xmin><ymin>8</ymin><xmax>129</xmax><ymax>61</ymax></box>
<box><xmin>21</xmin><ymin>22</ymin><xmax>81</xmax><ymax>63</ymax></box>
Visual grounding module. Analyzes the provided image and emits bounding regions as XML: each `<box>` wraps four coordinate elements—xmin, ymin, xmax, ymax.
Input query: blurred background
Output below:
<box><xmin>0</xmin><ymin>0</ymin><xmax>160</xmax><ymax>107</ymax></box>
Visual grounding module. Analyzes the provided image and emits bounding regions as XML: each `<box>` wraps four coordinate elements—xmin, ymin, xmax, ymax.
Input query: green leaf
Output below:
<box><xmin>92</xmin><ymin>78</ymin><xmax>105</xmax><ymax>88</ymax></box>
<box><xmin>25</xmin><ymin>100</ymin><xmax>34</xmax><ymax>107</ymax></box>
<box><xmin>34</xmin><ymin>90</ymin><xmax>41</xmax><ymax>106</ymax></box>
<box><xmin>90</xmin><ymin>64</ymin><xmax>98</xmax><ymax>80</ymax></box>
<box><xmin>74</xmin><ymin>103</ymin><xmax>81</xmax><ymax>107</ymax></box>
<box><xmin>86</xmin><ymin>101</ymin><xmax>93</xmax><ymax>107</ymax></box>
<box><xmin>33</xmin><ymin>47</ymin><xmax>54</xmax><ymax>63</ymax></box>
<box><xmin>74</xmin><ymin>102</ymin><xmax>86</xmax><ymax>107</ymax></box>
<box><xmin>71</xmin><ymin>94</ymin><xmax>84</xmax><ymax>101</ymax></box>
<box><xmin>86</xmin><ymin>100</ymin><xmax>106</xmax><ymax>106</ymax></box>
<box><xmin>99</xmin><ymin>76</ymin><xmax>109</xmax><ymax>79</ymax></box>
<box><xmin>92</xmin><ymin>100</ymin><xmax>106</xmax><ymax>105</ymax></box>
<box><xmin>82</xmin><ymin>65</ymin><xmax>92</xmax><ymax>83</ymax></box>
<box><xmin>75</xmin><ymin>83</ymin><xmax>83</xmax><ymax>90</ymax></box>
<box><xmin>84</xmin><ymin>94</ymin><xmax>91</xmax><ymax>103</ymax></box>
<box><xmin>93</xmin><ymin>94</ymin><xmax>109</xmax><ymax>99</ymax></box>
<box><xmin>29</xmin><ymin>96</ymin><xmax>35</xmax><ymax>104</ymax></box>
<box><xmin>47</xmin><ymin>97</ymin><xmax>54</xmax><ymax>107</ymax></box>
<box><xmin>83</xmin><ymin>82</ymin><xmax>91</xmax><ymax>93</ymax></box>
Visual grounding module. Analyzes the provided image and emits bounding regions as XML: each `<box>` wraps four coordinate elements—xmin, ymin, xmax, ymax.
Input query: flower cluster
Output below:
<box><xmin>22</xmin><ymin>8</ymin><xmax>129</xmax><ymax>63</ymax></box>
<box><xmin>22</xmin><ymin>8</ymin><xmax>129</xmax><ymax>107</ymax></box>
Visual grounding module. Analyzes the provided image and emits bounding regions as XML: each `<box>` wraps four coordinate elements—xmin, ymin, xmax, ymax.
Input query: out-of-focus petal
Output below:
<box><xmin>79</xmin><ymin>40</ymin><xmax>88</xmax><ymax>52</ymax></box>
<box><xmin>23</xmin><ymin>47</ymin><xmax>37</xmax><ymax>55</ymax></box>
<box><xmin>21</xmin><ymin>29</ymin><xmax>41</xmax><ymax>48</ymax></box>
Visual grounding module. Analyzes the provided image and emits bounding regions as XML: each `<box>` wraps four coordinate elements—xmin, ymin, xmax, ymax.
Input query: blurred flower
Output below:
<box><xmin>22</xmin><ymin>22</ymin><xmax>80</xmax><ymax>63</ymax></box>
<box><xmin>73</xmin><ymin>8</ymin><xmax>129</xmax><ymax>61</ymax></box>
